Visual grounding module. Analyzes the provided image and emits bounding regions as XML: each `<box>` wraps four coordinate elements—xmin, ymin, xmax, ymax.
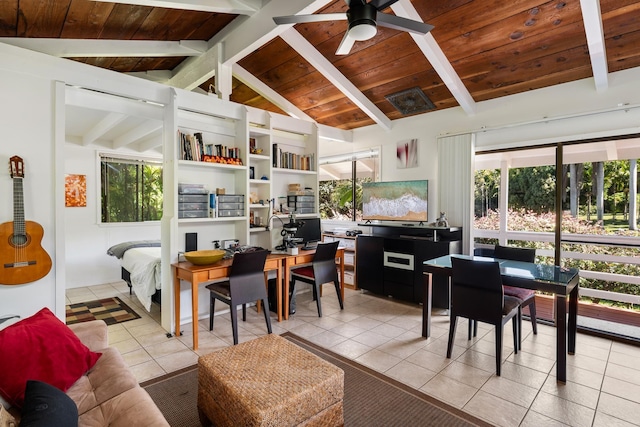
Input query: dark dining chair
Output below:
<box><xmin>447</xmin><ymin>257</ymin><xmax>520</xmax><ymax>376</ymax></box>
<box><xmin>290</xmin><ymin>241</ymin><xmax>344</xmax><ymax>317</ymax></box>
<box><xmin>493</xmin><ymin>245</ymin><xmax>538</xmax><ymax>348</ymax></box>
<box><xmin>206</xmin><ymin>250</ymin><xmax>271</xmax><ymax>345</ymax></box>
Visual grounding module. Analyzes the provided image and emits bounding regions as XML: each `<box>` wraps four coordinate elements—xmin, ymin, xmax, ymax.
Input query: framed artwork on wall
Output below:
<box><xmin>65</xmin><ymin>174</ymin><xmax>87</xmax><ymax>207</ymax></box>
<box><xmin>397</xmin><ymin>138</ymin><xmax>418</xmax><ymax>169</ymax></box>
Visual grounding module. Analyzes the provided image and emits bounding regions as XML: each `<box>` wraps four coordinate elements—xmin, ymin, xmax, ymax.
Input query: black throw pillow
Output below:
<box><xmin>19</xmin><ymin>380</ymin><xmax>78</xmax><ymax>427</ymax></box>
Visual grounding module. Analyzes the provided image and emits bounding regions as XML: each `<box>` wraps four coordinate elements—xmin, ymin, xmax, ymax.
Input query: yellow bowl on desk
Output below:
<box><xmin>184</xmin><ymin>249</ymin><xmax>225</xmax><ymax>265</ymax></box>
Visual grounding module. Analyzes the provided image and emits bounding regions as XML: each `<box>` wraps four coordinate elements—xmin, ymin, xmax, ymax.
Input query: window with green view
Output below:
<box><xmin>100</xmin><ymin>155</ymin><xmax>163</xmax><ymax>223</ymax></box>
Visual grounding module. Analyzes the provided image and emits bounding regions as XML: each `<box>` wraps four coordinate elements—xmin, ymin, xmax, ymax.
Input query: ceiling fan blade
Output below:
<box><xmin>336</xmin><ymin>31</ymin><xmax>356</xmax><ymax>55</ymax></box>
<box><xmin>274</xmin><ymin>13</ymin><xmax>347</xmax><ymax>25</ymax></box>
<box><xmin>376</xmin><ymin>12</ymin><xmax>434</xmax><ymax>35</ymax></box>
<box><xmin>369</xmin><ymin>0</ymin><xmax>401</xmax><ymax>11</ymax></box>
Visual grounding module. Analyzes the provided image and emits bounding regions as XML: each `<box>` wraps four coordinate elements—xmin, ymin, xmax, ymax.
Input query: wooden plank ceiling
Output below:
<box><xmin>1</xmin><ymin>0</ymin><xmax>640</xmax><ymax>130</ymax></box>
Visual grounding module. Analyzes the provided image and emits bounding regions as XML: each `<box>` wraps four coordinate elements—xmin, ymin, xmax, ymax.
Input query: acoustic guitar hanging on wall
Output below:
<box><xmin>0</xmin><ymin>156</ymin><xmax>52</xmax><ymax>285</ymax></box>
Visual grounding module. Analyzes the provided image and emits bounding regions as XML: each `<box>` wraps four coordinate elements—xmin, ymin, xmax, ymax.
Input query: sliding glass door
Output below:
<box><xmin>475</xmin><ymin>137</ymin><xmax>640</xmax><ymax>341</ymax></box>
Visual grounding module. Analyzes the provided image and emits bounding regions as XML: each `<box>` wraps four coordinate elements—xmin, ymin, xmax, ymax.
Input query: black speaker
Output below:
<box><xmin>185</xmin><ymin>233</ymin><xmax>197</xmax><ymax>252</ymax></box>
<box><xmin>267</xmin><ymin>279</ymin><xmax>296</xmax><ymax>315</ymax></box>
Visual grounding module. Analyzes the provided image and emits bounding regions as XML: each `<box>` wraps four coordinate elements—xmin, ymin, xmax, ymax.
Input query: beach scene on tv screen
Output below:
<box><xmin>363</xmin><ymin>180</ymin><xmax>428</xmax><ymax>221</ymax></box>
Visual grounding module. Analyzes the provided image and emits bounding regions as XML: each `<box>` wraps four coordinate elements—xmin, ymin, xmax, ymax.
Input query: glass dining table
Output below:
<box><xmin>422</xmin><ymin>254</ymin><xmax>580</xmax><ymax>383</ymax></box>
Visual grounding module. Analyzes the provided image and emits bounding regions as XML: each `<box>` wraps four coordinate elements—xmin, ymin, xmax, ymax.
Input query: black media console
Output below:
<box><xmin>356</xmin><ymin>224</ymin><xmax>461</xmax><ymax>307</ymax></box>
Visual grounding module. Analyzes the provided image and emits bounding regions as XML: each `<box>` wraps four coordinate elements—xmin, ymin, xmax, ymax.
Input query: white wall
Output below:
<box><xmin>0</xmin><ymin>69</ymin><xmax>58</xmax><ymax>319</ymax></box>
<box><xmin>63</xmin><ymin>145</ymin><xmax>161</xmax><ymax>288</ymax></box>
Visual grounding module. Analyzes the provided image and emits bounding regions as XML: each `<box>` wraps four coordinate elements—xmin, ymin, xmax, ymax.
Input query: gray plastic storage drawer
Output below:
<box><xmin>218</xmin><ymin>209</ymin><xmax>245</xmax><ymax>217</ymax></box>
<box><xmin>217</xmin><ymin>195</ymin><xmax>244</xmax><ymax>203</ymax></box>
<box><xmin>179</xmin><ymin>202</ymin><xmax>208</xmax><ymax>211</ymax></box>
<box><xmin>178</xmin><ymin>210</ymin><xmax>209</xmax><ymax>219</ymax></box>
<box><xmin>296</xmin><ymin>208</ymin><xmax>315</xmax><ymax>214</ymax></box>
<box><xmin>218</xmin><ymin>202</ymin><xmax>244</xmax><ymax>210</ymax></box>
<box><xmin>288</xmin><ymin>195</ymin><xmax>314</xmax><ymax>202</ymax></box>
<box><xmin>178</xmin><ymin>194</ymin><xmax>208</xmax><ymax>203</ymax></box>
<box><xmin>178</xmin><ymin>184</ymin><xmax>207</xmax><ymax>194</ymax></box>
<box><xmin>289</xmin><ymin>201</ymin><xmax>314</xmax><ymax>208</ymax></box>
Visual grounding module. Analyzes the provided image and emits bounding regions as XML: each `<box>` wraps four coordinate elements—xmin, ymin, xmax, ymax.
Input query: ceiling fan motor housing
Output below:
<box><xmin>348</xmin><ymin>3</ymin><xmax>377</xmax><ymax>40</ymax></box>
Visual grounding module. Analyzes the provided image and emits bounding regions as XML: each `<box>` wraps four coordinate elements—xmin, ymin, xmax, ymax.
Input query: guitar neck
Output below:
<box><xmin>13</xmin><ymin>177</ymin><xmax>25</xmax><ymax>236</ymax></box>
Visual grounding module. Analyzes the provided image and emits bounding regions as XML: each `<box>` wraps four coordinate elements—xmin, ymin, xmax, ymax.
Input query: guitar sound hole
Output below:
<box><xmin>11</xmin><ymin>233</ymin><xmax>29</xmax><ymax>247</ymax></box>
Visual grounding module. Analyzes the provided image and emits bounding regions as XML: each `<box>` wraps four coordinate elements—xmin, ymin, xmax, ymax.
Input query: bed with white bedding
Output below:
<box><xmin>107</xmin><ymin>241</ymin><xmax>161</xmax><ymax>312</ymax></box>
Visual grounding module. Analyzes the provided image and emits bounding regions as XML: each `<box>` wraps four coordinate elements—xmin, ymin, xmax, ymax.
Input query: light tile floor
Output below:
<box><xmin>67</xmin><ymin>283</ymin><xmax>640</xmax><ymax>427</ymax></box>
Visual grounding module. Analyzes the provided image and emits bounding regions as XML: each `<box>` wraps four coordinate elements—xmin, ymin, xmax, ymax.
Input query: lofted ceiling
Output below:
<box><xmin>2</xmin><ymin>0</ymin><xmax>640</xmax><ymax>137</ymax></box>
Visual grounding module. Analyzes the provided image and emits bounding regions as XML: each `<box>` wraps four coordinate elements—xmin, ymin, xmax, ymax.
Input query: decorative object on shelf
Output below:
<box><xmin>249</xmin><ymin>166</ymin><xmax>255</xmax><ymax>179</ymax></box>
<box><xmin>65</xmin><ymin>174</ymin><xmax>87</xmax><ymax>207</ymax></box>
<box><xmin>436</xmin><ymin>212</ymin><xmax>449</xmax><ymax>227</ymax></box>
<box><xmin>202</xmin><ymin>154</ymin><xmax>242</xmax><ymax>166</ymax></box>
<box><xmin>184</xmin><ymin>249</ymin><xmax>225</xmax><ymax>265</ymax></box>
<box><xmin>0</xmin><ymin>156</ymin><xmax>52</xmax><ymax>285</ymax></box>
<box><xmin>396</xmin><ymin>138</ymin><xmax>418</xmax><ymax>169</ymax></box>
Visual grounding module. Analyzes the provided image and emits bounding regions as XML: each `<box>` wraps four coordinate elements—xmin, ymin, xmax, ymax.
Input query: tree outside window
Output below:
<box><xmin>318</xmin><ymin>151</ymin><xmax>378</xmax><ymax>221</ymax></box>
<box><xmin>100</xmin><ymin>156</ymin><xmax>163</xmax><ymax>223</ymax></box>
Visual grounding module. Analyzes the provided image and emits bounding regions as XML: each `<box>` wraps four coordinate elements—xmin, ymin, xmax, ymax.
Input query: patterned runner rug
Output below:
<box><xmin>66</xmin><ymin>296</ymin><xmax>140</xmax><ymax>326</ymax></box>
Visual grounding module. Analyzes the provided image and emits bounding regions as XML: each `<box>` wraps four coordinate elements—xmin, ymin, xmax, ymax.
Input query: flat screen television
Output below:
<box><xmin>294</xmin><ymin>217</ymin><xmax>322</xmax><ymax>244</ymax></box>
<box><xmin>362</xmin><ymin>180</ymin><xmax>428</xmax><ymax>222</ymax></box>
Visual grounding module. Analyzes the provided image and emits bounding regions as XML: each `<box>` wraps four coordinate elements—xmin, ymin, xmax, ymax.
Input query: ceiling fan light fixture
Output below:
<box><xmin>349</xmin><ymin>22</ymin><xmax>377</xmax><ymax>41</ymax></box>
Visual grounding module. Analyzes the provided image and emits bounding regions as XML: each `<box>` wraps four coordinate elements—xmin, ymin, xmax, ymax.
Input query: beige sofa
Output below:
<box><xmin>64</xmin><ymin>320</ymin><xmax>168</xmax><ymax>427</ymax></box>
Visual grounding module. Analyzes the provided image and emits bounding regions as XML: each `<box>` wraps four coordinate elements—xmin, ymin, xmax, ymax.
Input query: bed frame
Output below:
<box><xmin>121</xmin><ymin>267</ymin><xmax>161</xmax><ymax>304</ymax></box>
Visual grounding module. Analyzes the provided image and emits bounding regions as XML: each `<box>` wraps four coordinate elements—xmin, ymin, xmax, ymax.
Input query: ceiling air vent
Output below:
<box><xmin>385</xmin><ymin>87</ymin><xmax>435</xmax><ymax>115</ymax></box>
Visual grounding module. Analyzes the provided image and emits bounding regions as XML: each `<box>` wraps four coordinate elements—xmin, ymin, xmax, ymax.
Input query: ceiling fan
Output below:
<box><xmin>273</xmin><ymin>0</ymin><xmax>434</xmax><ymax>55</ymax></box>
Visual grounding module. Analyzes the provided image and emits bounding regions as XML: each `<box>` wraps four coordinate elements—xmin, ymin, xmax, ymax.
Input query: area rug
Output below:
<box><xmin>141</xmin><ymin>332</ymin><xmax>492</xmax><ymax>427</ymax></box>
<box><xmin>65</xmin><ymin>296</ymin><xmax>140</xmax><ymax>326</ymax></box>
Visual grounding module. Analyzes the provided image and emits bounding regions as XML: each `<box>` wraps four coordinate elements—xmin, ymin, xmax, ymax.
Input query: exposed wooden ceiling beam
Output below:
<box><xmin>580</xmin><ymin>0</ymin><xmax>609</xmax><ymax>92</ymax></box>
<box><xmin>221</xmin><ymin>0</ymin><xmax>334</xmax><ymax>65</ymax></box>
<box><xmin>279</xmin><ymin>28</ymin><xmax>392</xmax><ymax>130</ymax></box>
<box><xmin>82</xmin><ymin>113</ymin><xmax>127</xmax><ymax>146</ymax></box>
<box><xmin>136</xmin><ymin>136</ymin><xmax>164</xmax><ymax>152</ymax></box>
<box><xmin>169</xmin><ymin>44</ymin><xmax>220</xmax><ymax>91</ymax></box>
<box><xmin>233</xmin><ymin>63</ymin><xmax>313</xmax><ymax>121</ymax></box>
<box><xmin>0</xmin><ymin>38</ymin><xmax>206</xmax><ymax>57</ymax></box>
<box><xmin>167</xmin><ymin>1</ymin><xmax>333</xmax><ymax>91</ymax></box>
<box><xmin>112</xmin><ymin>121</ymin><xmax>163</xmax><ymax>149</ymax></box>
<box><xmin>391</xmin><ymin>0</ymin><xmax>476</xmax><ymax>116</ymax></box>
<box><xmin>90</xmin><ymin>0</ymin><xmax>262</xmax><ymax>14</ymax></box>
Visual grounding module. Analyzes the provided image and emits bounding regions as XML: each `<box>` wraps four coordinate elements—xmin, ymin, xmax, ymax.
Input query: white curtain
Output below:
<box><xmin>437</xmin><ymin>134</ymin><xmax>474</xmax><ymax>254</ymax></box>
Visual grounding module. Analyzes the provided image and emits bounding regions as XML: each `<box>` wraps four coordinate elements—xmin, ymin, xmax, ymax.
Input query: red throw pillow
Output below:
<box><xmin>0</xmin><ymin>307</ymin><xmax>101</xmax><ymax>408</ymax></box>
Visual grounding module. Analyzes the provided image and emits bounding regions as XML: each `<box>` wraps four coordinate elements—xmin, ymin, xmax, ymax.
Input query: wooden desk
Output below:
<box><xmin>281</xmin><ymin>247</ymin><xmax>345</xmax><ymax>320</ymax></box>
<box><xmin>172</xmin><ymin>248</ymin><xmax>345</xmax><ymax>349</ymax></box>
<box><xmin>172</xmin><ymin>253</ymin><xmax>285</xmax><ymax>350</ymax></box>
<box><xmin>423</xmin><ymin>254</ymin><xmax>580</xmax><ymax>383</ymax></box>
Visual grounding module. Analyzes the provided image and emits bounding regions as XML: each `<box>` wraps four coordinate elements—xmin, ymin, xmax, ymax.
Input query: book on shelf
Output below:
<box><xmin>271</xmin><ymin>143</ymin><xmax>314</xmax><ymax>171</ymax></box>
<box><xmin>178</xmin><ymin>130</ymin><xmax>203</xmax><ymax>161</ymax></box>
<box><xmin>178</xmin><ymin>130</ymin><xmax>241</xmax><ymax>164</ymax></box>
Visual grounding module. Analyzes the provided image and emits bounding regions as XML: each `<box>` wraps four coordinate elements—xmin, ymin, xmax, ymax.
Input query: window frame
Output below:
<box><xmin>318</xmin><ymin>148</ymin><xmax>380</xmax><ymax>222</ymax></box>
<box><xmin>98</xmin><ymin>152</ymin><xmax>163</xmax><ymax>224</ymax></box>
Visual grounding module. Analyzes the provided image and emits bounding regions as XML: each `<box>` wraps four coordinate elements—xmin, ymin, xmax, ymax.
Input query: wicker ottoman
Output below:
<box><xmin>198</xmin><ymin>334</ymin><xmax>344</xmax><ymax>427</ymax></box>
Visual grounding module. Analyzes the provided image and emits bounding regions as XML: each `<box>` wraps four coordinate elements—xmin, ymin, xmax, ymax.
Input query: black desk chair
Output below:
<box><xmin>206</xmin><ymin>250</ymin><xmax>271</xmax><ymax>345</ymax></box>
<box><xmin>290</xmin><ymin>241</ymin><xmax>344</xmax><ymax>317</ymax></box>
<box><xmin>494</xmin><ymin>245</ymin><xmax>538</xmax><ymax>348</ymax></box>
<box><xmin>447</xmin><ymin>257</ymin><xmax>520</xmax><ymax>376</ymax></box>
